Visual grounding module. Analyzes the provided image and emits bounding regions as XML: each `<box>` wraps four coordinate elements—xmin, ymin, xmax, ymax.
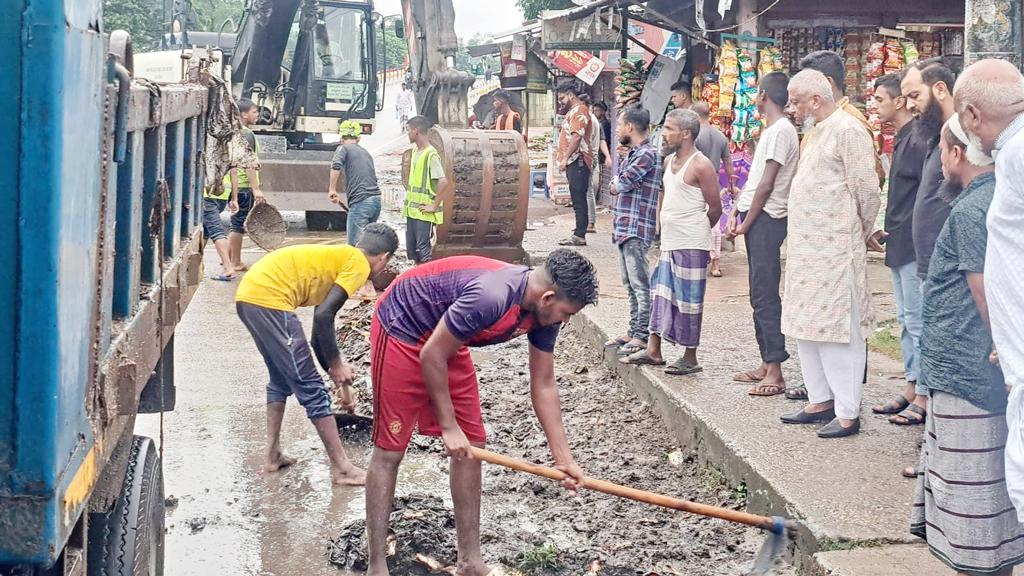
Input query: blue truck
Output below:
<box><xmin>1</xmin><ymin>1</ymin><xmax>207</xmax><ymax>574</ymax></box>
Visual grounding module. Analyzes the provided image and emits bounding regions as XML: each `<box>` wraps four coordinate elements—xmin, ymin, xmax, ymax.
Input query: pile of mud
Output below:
<box><xmin>328</xmin><ymin>495</ymin><xmax>457</xmax><ymax>573</ymax></box>
<box><xmin>327</xmin><ymin>326</ymin><xmax>784</xmax><ymax>575</ymax></box>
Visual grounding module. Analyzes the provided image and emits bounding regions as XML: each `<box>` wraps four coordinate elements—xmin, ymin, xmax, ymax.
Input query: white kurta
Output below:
<box><xmin>990</xmin><ymin>113</ymin><xmax>1024</xmax><ymax>520</ymax></box>
<box><xmin>782</xmin><ymin>108</ymin><xmax>880</xmax><ymax>344</ymax></box>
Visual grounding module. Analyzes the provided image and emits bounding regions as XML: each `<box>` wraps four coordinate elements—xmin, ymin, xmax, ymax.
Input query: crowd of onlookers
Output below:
<box><xmin>553</xmin><ymin>53</ymin><xmax>1024</xmax><ymax>576</ymax></box>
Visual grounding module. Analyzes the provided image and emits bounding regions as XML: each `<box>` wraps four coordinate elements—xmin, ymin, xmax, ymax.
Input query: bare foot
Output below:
<box><xmin>263</xmin><ymin>452</ymin><xmax>297</xmax><ymax>473</ymax></box>
<box><xmin>332</xmin><ymin>464</ymin><xmax>367</xmax><ymax>486</ymax></box>
<box><xmin>456</xmin><ymin>562</ymin><xmax>493</xmax><ymax>576</ymax></box>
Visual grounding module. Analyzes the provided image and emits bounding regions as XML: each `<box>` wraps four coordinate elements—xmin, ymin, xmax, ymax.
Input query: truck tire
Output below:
<box><xmin>87</xmin><ymin>436</ymin><xmax>164</xmax><ymax>576</ymax></box>
<box><xmin>305</xmin><ymin>210</ymin><xmax>346</xmax><ymax>231</ymax></box>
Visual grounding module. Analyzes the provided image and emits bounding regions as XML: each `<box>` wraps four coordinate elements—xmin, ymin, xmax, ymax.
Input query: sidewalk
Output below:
<box><xmin>522</xmin><ymin>205</ymin><xmax>954</xmax><ymax>575</ymax></box>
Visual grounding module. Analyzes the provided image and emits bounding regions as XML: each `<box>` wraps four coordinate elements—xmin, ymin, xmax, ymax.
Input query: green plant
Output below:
<box><xmin>868</xmin><ymin>319</ymin><xmax>903</xmax><ymax>361</ymax></box>
<box><xmin>506</xmin><ymin>544</ymin><xmax>562</xmax><ymax>572</ymax></box>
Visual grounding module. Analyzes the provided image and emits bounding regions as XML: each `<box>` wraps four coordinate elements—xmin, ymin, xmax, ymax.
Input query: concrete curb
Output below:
<box><xmin>566</xmin><ymin>306</ymin><xmax>920</xmax><ymax>576</ymax></box>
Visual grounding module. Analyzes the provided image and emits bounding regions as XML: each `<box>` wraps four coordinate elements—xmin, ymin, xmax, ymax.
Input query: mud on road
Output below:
<box><xmin>329</xmin><ymin>304</ymin><xmax>789</xmax><ymax>575</ymax></box>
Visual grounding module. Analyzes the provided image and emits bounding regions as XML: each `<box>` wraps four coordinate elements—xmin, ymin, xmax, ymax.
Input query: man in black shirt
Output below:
<box><xmin>329</xmin><ymin>120</ymin><xmax>382</xmax><ymax>245</ymax></box>
<box><xmin>868</xmin><ymin>74</ymin><xmax>930</xmax><ymax>425</ymax></box>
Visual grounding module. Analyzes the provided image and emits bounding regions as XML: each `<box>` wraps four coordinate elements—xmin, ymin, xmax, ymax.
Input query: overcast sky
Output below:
<box><xmin>374</xmin><ymin>0</ymin><xmax>525</xmax><ymax>41</ymax></box>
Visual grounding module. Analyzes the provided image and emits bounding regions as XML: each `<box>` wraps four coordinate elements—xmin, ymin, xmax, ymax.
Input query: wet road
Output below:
<box><xmin>133</xmin><ymin>81</ymin><xmax>426</xmax><ymax>576</ymax></box>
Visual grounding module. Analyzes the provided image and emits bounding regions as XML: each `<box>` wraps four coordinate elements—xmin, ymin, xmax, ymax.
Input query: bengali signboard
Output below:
<box><xmin>541</xmin><ymin>7</ymin><xmax>623</xmax><ymax>51</ymax></box>
<box><xmin>549</xmin><ymin>50</ymin><xmax>606</xmax><ymax>86</ymax></box>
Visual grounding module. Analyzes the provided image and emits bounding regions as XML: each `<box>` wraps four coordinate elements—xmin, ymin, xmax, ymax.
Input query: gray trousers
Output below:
<box><xmin>743</xmin><ymin>213</ymin><xmax>789</xmax><ymax>364</ymax></box>
<box><xmin>617</xmin><ymin>237</ymin><xmax>651</xmax><ymax>341</ymax></box>
<box><xmin>406</xmin><ymin>217</ymin><xmax>434</xmax><ymax>264</ymax></box>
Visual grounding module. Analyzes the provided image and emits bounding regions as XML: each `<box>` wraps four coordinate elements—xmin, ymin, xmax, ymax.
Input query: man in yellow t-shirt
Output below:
<box><xmin>235</xmin><ymin>223</ymin><xmax>398</xmax><ymax>485</ymax></box>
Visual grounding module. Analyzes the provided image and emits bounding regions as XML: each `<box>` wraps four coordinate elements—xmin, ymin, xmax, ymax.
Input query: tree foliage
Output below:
<box><xmin>379</xmin><ymin>23</ymin><xmax>408</xmax><ymax>71</ymax></box>
<box><xmin>516</xmin><ymin>0</ymin><xmax>575</xmax><ymax>20</ymax></box>
<box><xmin>103</xmin><ymin>0</ymin><xmax>244</xmax><ymax>51</ymax></box>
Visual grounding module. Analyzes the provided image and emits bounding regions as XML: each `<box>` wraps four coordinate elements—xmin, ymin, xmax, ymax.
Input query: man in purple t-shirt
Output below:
<box><xmin>364</xmin><ymin>250</ymin><xmax>599</xmax><ymax>576</ymax></box>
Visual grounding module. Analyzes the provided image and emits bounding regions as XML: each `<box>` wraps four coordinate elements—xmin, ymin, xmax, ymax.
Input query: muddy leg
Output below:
<box><xmin>311</xmin><ymin>415</ymin><xmax>366</xmax><ymax>486</ymax></box>
<box><xmin>452</xmin><ymin>443</ymin><xmax>490</xmax><ymax>576</ymax></box>
<box><xmin>264</xmin><ymin>402</ymin><xmax>296</xmax><ymax>472</ymax></box>
<box><xmin>366</xmin><ymin>447</ymin><xmax>404</xmax><ymax>575</ymax></box>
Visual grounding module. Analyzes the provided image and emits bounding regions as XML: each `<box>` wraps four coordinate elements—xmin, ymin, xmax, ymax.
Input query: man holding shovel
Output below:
<box><xmin>364</xmin><ymin>249</ymin><xmax>599</xmax><ymax>576</ymax></box>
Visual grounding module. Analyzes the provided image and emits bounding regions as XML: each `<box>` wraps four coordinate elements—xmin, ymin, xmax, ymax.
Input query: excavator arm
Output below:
<box><xmin>400</xmin><ymin>0</ymin><xmax>475</xmax><ymax>127</ymax></box>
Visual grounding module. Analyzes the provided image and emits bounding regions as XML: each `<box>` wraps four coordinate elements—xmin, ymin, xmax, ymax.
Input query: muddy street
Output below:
<box><xmin>139</xmin><ymin>238</ymin><xmax>792</xmax><ymax>575</ymax></box>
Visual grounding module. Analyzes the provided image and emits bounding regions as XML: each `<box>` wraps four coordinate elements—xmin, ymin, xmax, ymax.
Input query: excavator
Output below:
<box><xmin>154</xmin><ymin>0</ymin><xmax>475</xmax><ymax>229</ymax></box>
<box><xmin>158</xmin><ymin>0</ymin><xmax>530</xmax><ymax>260</ymax></box>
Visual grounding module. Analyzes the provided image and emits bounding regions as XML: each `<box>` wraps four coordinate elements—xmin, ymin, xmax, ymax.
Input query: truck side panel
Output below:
<box><xmin>0</xmin><ymin>0</ymin><xmax>207</xmax><ymax>565</ymax></box>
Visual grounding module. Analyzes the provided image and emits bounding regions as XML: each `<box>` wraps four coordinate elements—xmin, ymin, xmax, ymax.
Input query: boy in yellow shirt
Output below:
<box><xmin>235</xmin><ymin>223</ymin><xmax>398</xmax><ymax>485</ymax></box>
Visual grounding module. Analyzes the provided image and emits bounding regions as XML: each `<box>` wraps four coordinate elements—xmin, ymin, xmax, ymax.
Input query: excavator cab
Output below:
<box><xmin>233</xmin><ymin>0</ymin><xmax>377</xmax><ymax>141</ymax></box>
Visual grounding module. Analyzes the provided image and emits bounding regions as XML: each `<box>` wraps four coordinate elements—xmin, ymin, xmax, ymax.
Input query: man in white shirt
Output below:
<box><xmin>727</xmin><ymin>72</ymin><xmax>799</xmax><ymax>397</ymax></box>
<box><xmin>954</xmin><ymin>58</ymin><xmax>1024</xmax><ymax>520</ymax></box>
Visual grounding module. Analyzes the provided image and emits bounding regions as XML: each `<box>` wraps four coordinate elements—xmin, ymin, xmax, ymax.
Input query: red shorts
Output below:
<box><xmin>370</xmin><ymin>318</ymin><xmax>486</xmax><ymax>451</ymax></box>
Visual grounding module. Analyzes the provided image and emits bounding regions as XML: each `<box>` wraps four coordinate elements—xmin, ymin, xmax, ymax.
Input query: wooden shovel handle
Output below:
<box><xmin>472</xmin><ymin>447</ymin><xmax>779</xmax><ymax>531</ymax></box>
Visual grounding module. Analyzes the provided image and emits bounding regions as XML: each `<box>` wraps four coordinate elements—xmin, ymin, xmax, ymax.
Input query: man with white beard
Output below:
<box><xmin>778</xmin><ymin>69</ymin><xmax>880</xmax><ymax>439</ymax></box>
<box><xmin>954</xmin><ymin>59</ymin><xmax>1024</xmax><ymax>522</ymax></box>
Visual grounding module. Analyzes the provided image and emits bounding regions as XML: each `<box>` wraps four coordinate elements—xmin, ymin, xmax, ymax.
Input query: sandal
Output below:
<box><xmin>619</xmin><ymin>351</ymin><xmax>666</xmax><ymax>366</ymax></box>
<box><xmin>733</xmin><ymin>370</ymin><xmax>765</xmax><ymax>383</ymax></box>
<box><xmin>605</xmin><ymin>336</ymin><xmax>630</xmax><ymax>348</ymax></box>
<box><xmin>665</xmin><ymin>358</ymin><xmax>702</xmax><ymax>375</ymax></box>
<box><xmin>558</xmin><ymin>236</ymin><xmax>587</xmax><ymax>246</ymax></box>
<box><xmin>889</xmin><ymin>403</ymin><xmax>926</xmax><ymax>426</ymax></box>
<box><xmin>784</xmin><ymin>386</ymin><xmax>808</xmax><ymax>400</ymax></box>
<box><xmin>616</xmin><ymin>341</ymin><xmax>647</xmax><ymax>356</ymax></box>
<box><xmin>901</xmin><ymin>465</ymin><xmax>920</xmax><ymax>479</ymax></box>
<box><xmin>872</xmin><ymin>396</ymin><xmax>911</xmax><ymax>415</ymax></box>
<box><xmin>748</xmin><ymin>382</ymin><xmax>786</xmax><ymax>397</ymax></box>
<box><xmin>210</xmin><ymin>273</ymin><xmax>237</xmax><ymax>282</ymax></box>
<box><xmin>710</xmin><ymin>269</ymin><xmax>723</xmax><ymax>278</ymax></box>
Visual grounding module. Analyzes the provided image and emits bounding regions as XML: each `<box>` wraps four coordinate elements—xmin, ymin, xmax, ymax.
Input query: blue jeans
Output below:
<box><xmin>892</xmin><ymin>261</ymin><xmax>924</xmax><ymax>393</ymax></box>
<box><xmin>346</xmin><ymin>195</ymin><xmax>381</xmax><ymax>246</ymax></box>
<box><xmin>230</xmin><ymin>189</ymin><xmax>254</xmax><ymax>234</ymax></box>
<box><xmin>617</xmin><ymin>238</ymin><xmax>651</xmax><ymax>341</ymax></box>
<box><xmin>202</xmin><ymin>197</ymin><xmax>228</xmax><ymax>242</ymax></box>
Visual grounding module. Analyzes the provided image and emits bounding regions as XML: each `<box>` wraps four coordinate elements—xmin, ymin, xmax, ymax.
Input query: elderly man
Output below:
<box><xmin>798</xmin><ymin>50</ymin><xmax>885</xmax><ymax>185</ymax></box>
<box><xmin>955</xmin><ymin>59</ymin><xmax>1024</xmax><ymax>522</ymax></box>
<box><xmin>779</xmin><ymin>69</ymin><xmax>880</xmax><ymax>439</ymax></box>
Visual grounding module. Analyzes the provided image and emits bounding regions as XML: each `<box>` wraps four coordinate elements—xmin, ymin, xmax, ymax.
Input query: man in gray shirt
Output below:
<box><xmin>330</xmin><ymin>120</ymin><xmax>382</xmax><ymax>245</ymax></box>
<box><xmin>692</xmin><ymin>102</ymin><xmax>735</xmax><ymax>277</ymax></box>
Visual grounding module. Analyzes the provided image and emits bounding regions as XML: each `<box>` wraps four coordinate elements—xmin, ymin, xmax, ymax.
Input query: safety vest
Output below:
<box><xmin>402</xmin><ymin>146</ymin><xmax>444</xmax><ymax>225</ymax></box>
<box><xmin>222</xmin><ymin>127</ymin><xmax>261</xmax><ymax>198</ymax></box>
<box><xmin>495</xmin><ymin>111</ymin><xmax>520</xmax><ymax>132</ymax></box>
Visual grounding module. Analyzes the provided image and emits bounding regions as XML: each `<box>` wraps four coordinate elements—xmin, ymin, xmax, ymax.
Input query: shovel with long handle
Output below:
<box><xmin>471</xmin><ymin>447</ymin><xmax>795</xmax><ymax>575</ymax></box>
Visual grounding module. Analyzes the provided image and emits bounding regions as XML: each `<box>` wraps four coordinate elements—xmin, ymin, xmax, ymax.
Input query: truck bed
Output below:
<box><xmin>0</xmin><ymin>0</ymin><xmax>206</xmax><ymax>565</ymax></box>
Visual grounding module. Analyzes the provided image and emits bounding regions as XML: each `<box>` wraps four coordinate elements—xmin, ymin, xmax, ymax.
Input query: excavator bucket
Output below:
<box><xmin>401</xmin><ymin>127</ymin><xmax>531</xmax><ymax>263</ymax></box>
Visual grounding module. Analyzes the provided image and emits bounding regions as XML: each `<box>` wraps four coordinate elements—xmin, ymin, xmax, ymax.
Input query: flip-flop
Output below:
<box><xmin>616</xmin><ymin>341</ymin><xmax>647</xmax><ymax>356</ymax></box>
<box><xmin>665</xmin><ymin>358</ymin><xmax>702</xmax><ymax>375</ymax></box>
<box><xmin>901</xmin><ymin>466</ymin><xmax>920</xmax><ymax>479</ymax></box>
<box><xmin>733</xmin><ymin>370</ymin><xmax>765</xmax><ymax>383</ymax></box>
<box><xmin>710</xmin><ymin>270</ymin><xmax>723</xmax><ymax>278</ymax></box>
<box><xmin>889</xmin><ymin>403</ymin><xmax>926</xmax><ymax>426</ymax></box>
<box><xmin>748</xmin><ymin>382</ymin><xmax>786</xmax><ymax>397</ymax></box>
<box><xmin>784</xmin><ymin>385</ymin><xmax>808</xmax><ymax>400</ymax></box>
<box><xmin>210</xmin><ymin>273</ymin><xmax>236</xmax><ymax>282</ymax></box>
<box><xmin>604</xmin><ymin>336</ymin><xmax>630</xmax><ymax>347</ymax></box>
<box><xmin>872</xmin><ymin>396</ymin><xmax>911</xmax><ymax>415</ymax></box>
<box><xmin>619</xmin><ymin>350</ymin><xmax>666</xmax><ymax>366</ymax></box>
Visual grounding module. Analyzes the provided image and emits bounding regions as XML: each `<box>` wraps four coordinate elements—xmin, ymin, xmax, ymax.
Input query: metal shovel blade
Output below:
<box><xmin>746</xmin><ymin>518</ymin><xmax>787</xmax><ymax>576</ymax></box>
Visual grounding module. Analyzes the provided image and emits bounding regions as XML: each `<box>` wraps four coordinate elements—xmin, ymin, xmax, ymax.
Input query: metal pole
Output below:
<box><xmin>964</xmin><ymin>0</ymin><xmax>1023</xmax><ymax>66</ymax></box>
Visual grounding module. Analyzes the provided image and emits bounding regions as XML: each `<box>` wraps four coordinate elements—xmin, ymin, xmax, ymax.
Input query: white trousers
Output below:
<box><xmin>795</xmin><ymin>290</ymin><xmax>867</xmax><ymax>420</ymax></box>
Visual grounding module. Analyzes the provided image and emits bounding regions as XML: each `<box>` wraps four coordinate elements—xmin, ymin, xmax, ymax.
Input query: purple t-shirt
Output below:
<box><xmin>376</xmin><ymin>256</ymin><xmax>560</xmax><ymax>352</ymax></box>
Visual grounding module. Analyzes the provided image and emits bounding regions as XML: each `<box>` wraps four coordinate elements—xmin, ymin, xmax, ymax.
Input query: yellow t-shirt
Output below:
<box><xmin>235</xmin><ymin>244</ymin><xmax>371</xmax><ymax>311</ymax></box>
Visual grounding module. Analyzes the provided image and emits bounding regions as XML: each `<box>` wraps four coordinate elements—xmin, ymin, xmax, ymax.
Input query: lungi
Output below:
<box><xmin>648</xmin><ymin>249</ymin><xmax>710</xmax><ymax>348</ymax></box>
<box><xmin>911</xmin><ymin>390</ymin><xmax>1024</xmax><ymax>576</ymax></box>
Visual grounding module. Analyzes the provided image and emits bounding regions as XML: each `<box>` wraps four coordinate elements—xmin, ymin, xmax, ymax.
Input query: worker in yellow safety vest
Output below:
<box><xmin>401</xmin><ymin>115</ymin><xmax>449</xmax><ymax>264</ymax></box>
<box><xmin>492</xmin><ymin>89</ymin><xmax>522</xmax><ymax>133</ymax></box>
<box><xmin>224</xmin><ymin>98</ymin><xmax>265</xmax><ymax>273</ymax></box>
